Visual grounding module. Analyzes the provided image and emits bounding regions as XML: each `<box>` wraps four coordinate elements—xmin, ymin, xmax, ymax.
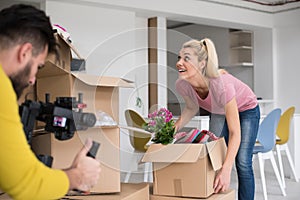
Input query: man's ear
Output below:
<box><xmin>17</xmin><ymin>43</ymin><xmax>32</xmax><ymax>65</ymax></box>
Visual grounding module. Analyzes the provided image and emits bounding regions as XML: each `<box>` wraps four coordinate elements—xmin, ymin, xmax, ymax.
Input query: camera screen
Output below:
<box><xmin>53</xmin><ymin>116</ymin><xmax>67</xmax><ymax>127</ymax></box>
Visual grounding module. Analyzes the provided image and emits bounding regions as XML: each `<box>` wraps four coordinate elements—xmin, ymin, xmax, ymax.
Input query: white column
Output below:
<box><xmin>290</xmin><ymin>114</ymin><xmax>300</xmax><ymax>179</ymax></box>
<box><xmin>157</xmin><ymin>17</ymin><xmax>168</xmax><ymax>109</ymax></box>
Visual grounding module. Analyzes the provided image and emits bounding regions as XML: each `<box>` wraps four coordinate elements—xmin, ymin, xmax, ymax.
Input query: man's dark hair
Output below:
<box><xmin>0</xmin><ymin>4</ymin><xmax>57</xmax><ymax>56</ymax></box>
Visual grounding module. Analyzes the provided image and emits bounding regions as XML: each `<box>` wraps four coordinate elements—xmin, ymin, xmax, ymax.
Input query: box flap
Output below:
<box><xmin>37</xmin><ymin>60</ymin><xmax>69</xmax><ymax>78</ymax></box>
<box><xmin>57</xmin><ymin>33</ymin><xmax>83</xmax><ymax>59</ymax></box>
<box><xmin>206</xmin><ymin>137</ymin><xmax>227</xmax><ymax>171</ymax></box>
<box><xmin>37</xmin><ymin>65</ymin><xmax>134</xmax><ymax>88</ymax></box>
<box><xmin>142</xmin><ymin>143</ymin><xmax>206</xmax><ymax>163</ymax></box>
<box><xmin>71</xmin><ymin>72</ymin><xmax>134</xmax><ymax>87</ymax></box>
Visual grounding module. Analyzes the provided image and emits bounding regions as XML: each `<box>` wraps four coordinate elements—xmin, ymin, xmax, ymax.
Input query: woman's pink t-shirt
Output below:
<box><xmin>176</xmin><ymin>73</ymin><xmax>258</xmax><ymax>115</ymax></box>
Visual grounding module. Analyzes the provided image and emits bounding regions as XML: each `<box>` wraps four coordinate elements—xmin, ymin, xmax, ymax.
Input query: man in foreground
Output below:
<box><xmin>0</xmin><ymin>4</ymin><xmax>101</xmax><ymax>199</ymax></box>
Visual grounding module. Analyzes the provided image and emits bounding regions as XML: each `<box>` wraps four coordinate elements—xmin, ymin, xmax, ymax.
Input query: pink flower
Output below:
<box><xmin>149</xmin><ymin>120</ymin><xmax>156</xmax><ymax>126</ymax></box>
<box><xmin>142</xmin><ymin>107</ymin><xmax>175</xmax><ymax>144</ymax></box>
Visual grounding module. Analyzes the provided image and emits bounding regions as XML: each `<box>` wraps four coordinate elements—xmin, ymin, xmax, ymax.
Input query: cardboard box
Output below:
<box><xmin>0</xmin><ymin>183</ymin><xmax>150</xmax><ymax>200</ymax></box>
<box><xmin>142</xmin><ymin>138</ymin><xmax>227</xmax><ymax>198</ymax></box>
<box><xmin>32</xmin><ymin>126</ymin><xmax>121</xmax><ymax>193</ymax></box>
<box><xmin>31</xmin><ymin>33</ymin><xmax>133</xmax><ymax>193</ymax></box>
<box><xmin>47</xmin><ymin>33</ymin><xmax>72</xmax><ymax>72</ymax></box>
<box><xmin>69</xmin><ymin>183</ymin><xmax>149</xmax><ymax>200</ymax></box>
<box><xmin>37</xmin><ymin>32</ymin><xmax>133</xmax><ymax>119</ymax></box>
<box><xmin>150</xmin><ymin>189</ymin><xmax>235</xmax><ymax>200</ymax></box>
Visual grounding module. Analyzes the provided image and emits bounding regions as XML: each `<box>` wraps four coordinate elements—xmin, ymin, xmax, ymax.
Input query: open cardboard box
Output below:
<box><xmin>31</xmin><ymin>33</ymin><xmax>134</xmax><ymax>193</ymax></box>
<box><xmin>142</xmin><ymin>138</ymin><xmax>227</xmax><ymax>198</ymax></box>
<box><xmin>36</xmin><ymin>33</ymin><xmax>133</xmax><ymax>119</ymax></box>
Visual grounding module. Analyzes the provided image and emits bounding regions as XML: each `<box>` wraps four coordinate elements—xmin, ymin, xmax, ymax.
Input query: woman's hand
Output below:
<box><xmin>213</xmin><ymin>165</ymin><xmax>231</xmax><ymax>193</ymax></box>
<box><xmin>218</xmin><ymin>69</ymin><xmax>228</xmax><ymax>75</ymax></box>
<box><xmin>213</xmin><ymin>98</ymin><xmax>240</xmax><ymax>193</ymax></box>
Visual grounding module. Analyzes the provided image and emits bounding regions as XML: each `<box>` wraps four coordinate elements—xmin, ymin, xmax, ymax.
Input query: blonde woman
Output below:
<box><xmin>174</xmin><ymin>38</ymin><xmax>260</xmax><ymax>200</ymax></box>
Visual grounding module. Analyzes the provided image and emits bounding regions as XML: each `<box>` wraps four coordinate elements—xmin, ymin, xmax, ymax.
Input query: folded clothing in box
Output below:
<box><xmin>174</xmin><ymin>129</ymin><xmax>219</xmax><ymax>144</ymax></box>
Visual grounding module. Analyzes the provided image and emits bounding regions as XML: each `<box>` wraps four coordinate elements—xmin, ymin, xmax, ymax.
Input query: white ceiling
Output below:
<box><xmin>167</xmin><ymin>0</ymin><xmax>300</xmax><ymax>28</ymax></box>
<box><xmin>198</xmin><ymin>0</ymin><xmax>300</xmax><ymax>13</ymax></box>
<box><xmin>2</xmin><ymin>0</ymin><xmax>300</xmax><ymax>14</ymax></box>
<box><xmin>242</xmin><ymin>0</ymin><xmax>300</xmax><ymax>6</ymax></box>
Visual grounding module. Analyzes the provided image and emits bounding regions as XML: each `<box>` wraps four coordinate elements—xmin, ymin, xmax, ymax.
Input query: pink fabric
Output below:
<box><xmin>176</xmin><ymin>73</ymin><xmax>257</xmax><ymax>115</ymax></box>
<box><xmin>186</xmin><ymin>129</ymin><xmax>201</xmax><ymax>143</ymax></box>
<box><xmin>174</xmin><ymin>129</ymin><xmax>219</xmax><ymax>144</ymax></box>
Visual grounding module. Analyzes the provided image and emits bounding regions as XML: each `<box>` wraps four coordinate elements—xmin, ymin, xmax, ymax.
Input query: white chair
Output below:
<box><xmin>275</xmin><ymin>106</ymin><xmax>299</xmax><ymax>188</ymax></box>
<box><xmin>253</xmin><ymin>108</ymin><xmax>286</xmax><ymax>200</ymax></box>
<box><xmin>120</xmin><ymin>109</ymin><xmax>152</xmax><ymax>183</ymax></box>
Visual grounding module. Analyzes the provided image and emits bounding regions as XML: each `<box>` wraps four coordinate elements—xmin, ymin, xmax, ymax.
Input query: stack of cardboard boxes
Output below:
<box><xmin>30</xmin><ymin>33</ymin><xmax>150</xmax><ymax>199</ymax></box>
<box><xmin>1</xmin><ymin>33</ymin><xmax>236</xmax><ymax>200</ymax></box>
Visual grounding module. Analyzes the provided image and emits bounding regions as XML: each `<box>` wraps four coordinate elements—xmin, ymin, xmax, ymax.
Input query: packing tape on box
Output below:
<box><xmin>174</xmin><ymin>179</ymin><xmax>182</xmax><ymax>196</ymax></box>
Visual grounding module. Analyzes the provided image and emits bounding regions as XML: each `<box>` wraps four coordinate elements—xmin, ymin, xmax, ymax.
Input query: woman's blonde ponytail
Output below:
<box><xmin>200</xmin><ymin>38</ymin><xmax>219</xmax><ymax>78</ymax></box>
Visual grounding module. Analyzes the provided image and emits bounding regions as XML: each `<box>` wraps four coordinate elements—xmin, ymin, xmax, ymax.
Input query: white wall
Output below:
<box><xmin>253</xmin><ymin>28</ymin><xmax>274</xmax><ymax>100</ymax></box>
<box><xmin>45</xmin><ymin>1</ymin><xmax>135</xmax><ymax>77</ymax></box>
<box><xmin>273</xmin><ymin>9</ymin><xmax>300</xmax><ymax>168</ymax></box>
<box><xmin>274</xmin><ymin>9</ymin><xmax>300</xmax><ymax>113</ymax></box>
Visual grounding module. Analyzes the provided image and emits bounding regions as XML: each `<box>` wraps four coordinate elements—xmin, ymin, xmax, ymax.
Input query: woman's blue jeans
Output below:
<box><xmin>209</xmin><ymin>105</ymin><xmax>260</xmax><ymax>200</ymax></box>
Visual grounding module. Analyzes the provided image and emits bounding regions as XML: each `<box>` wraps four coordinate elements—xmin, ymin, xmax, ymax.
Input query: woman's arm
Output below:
<box><xmin>174</xmin><ymin>95</ymin><xmax>199</xmax><ymax>132</ymax></box>
<box><xmin>214</xmin><ymin>97</ymin><xmax>241</xmax><ymax>193</ymax></box>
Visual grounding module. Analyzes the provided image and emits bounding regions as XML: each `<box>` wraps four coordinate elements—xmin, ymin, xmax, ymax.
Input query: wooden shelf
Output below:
<box><xmin>231</xmin><ymin>46</ymin><xmax>253</xmax><ymax>50</ymax></box>
<box><xmin>229</xmin><ymin>29</ymin><xmax>253</xmax><ymax>67</ymax></box>
<box><xmin>229</xmin><ymin>62</ymin><xmax>254</xmax><ymax>67</ymax></box>
<box><xmin>258</xmin><ymin>99</ymin><xmax>274</xmax><ymax>104</ymax></box>
<box><xmin>230</xmin><ymin>30</ymin><xmax>253</xmax><ymax>35</ymax></box>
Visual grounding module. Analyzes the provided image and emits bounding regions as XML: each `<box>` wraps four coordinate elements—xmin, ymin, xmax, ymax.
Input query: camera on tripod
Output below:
<box><xmin>19</xmin><ymin>93</ymin><xmax>96</xmax><ymax>143</ymax></box>
<box><xmin>19</xmin><ymin>93</ymin><xmax>97</xmax><ymax>167</ymax></box>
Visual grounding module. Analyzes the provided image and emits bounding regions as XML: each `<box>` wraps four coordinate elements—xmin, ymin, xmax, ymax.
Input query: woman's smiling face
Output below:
<box><xmin>176</xmin><ymin>47</ymin><xmax>203</xmax><ymax>80</ymax></box>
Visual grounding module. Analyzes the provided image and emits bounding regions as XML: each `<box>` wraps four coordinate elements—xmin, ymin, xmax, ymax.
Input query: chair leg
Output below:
<box><xmin>276</xmin><ymin>145</ymin><xmax>285</xmax><ymax>188</ymax></box>
<box><xmin>270</xmin><ymin>153</ymin><xmax>286</xmax><ymax>196</ymax></box>
<box><xmin>143</xmin><ymin>162</ymin><xmax>151</xmax><ymax>182</ymax></box>
<box><xmin>124</xmin><ymin>151</ymin><xmax>140</xmax><ymax>183</ymax></box>
<box><xmin>124</xmin><ymin>171</ymin><xmax>132</xmax><ymax>183</ymax></box>
<box><xmin>284</xmin><ymin>145</ymin><xmax>299</xmax><ymax>182</ymax></box>
<box><xmin>258</xmin><ymin>153</ymin><xmax>268</xmax><ymax>200</ymax></box>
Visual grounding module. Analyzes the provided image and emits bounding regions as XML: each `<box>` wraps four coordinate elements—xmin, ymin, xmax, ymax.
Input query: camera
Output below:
<box><xmin>19</xmin><ymin>93</ymin><xmax>96</xmax><ymax>142</ymax></box>
<box><xmin>19</xmin><ymin>93</ymin><xmax>96</xmax><ymax>167</ymax></box>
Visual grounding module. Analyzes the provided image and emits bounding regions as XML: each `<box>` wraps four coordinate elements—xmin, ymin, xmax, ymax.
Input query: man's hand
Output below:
<box><xmin>64</xmin><ymin>138</ymin><xmax>101</xmax><ymax>191</ymax></box>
